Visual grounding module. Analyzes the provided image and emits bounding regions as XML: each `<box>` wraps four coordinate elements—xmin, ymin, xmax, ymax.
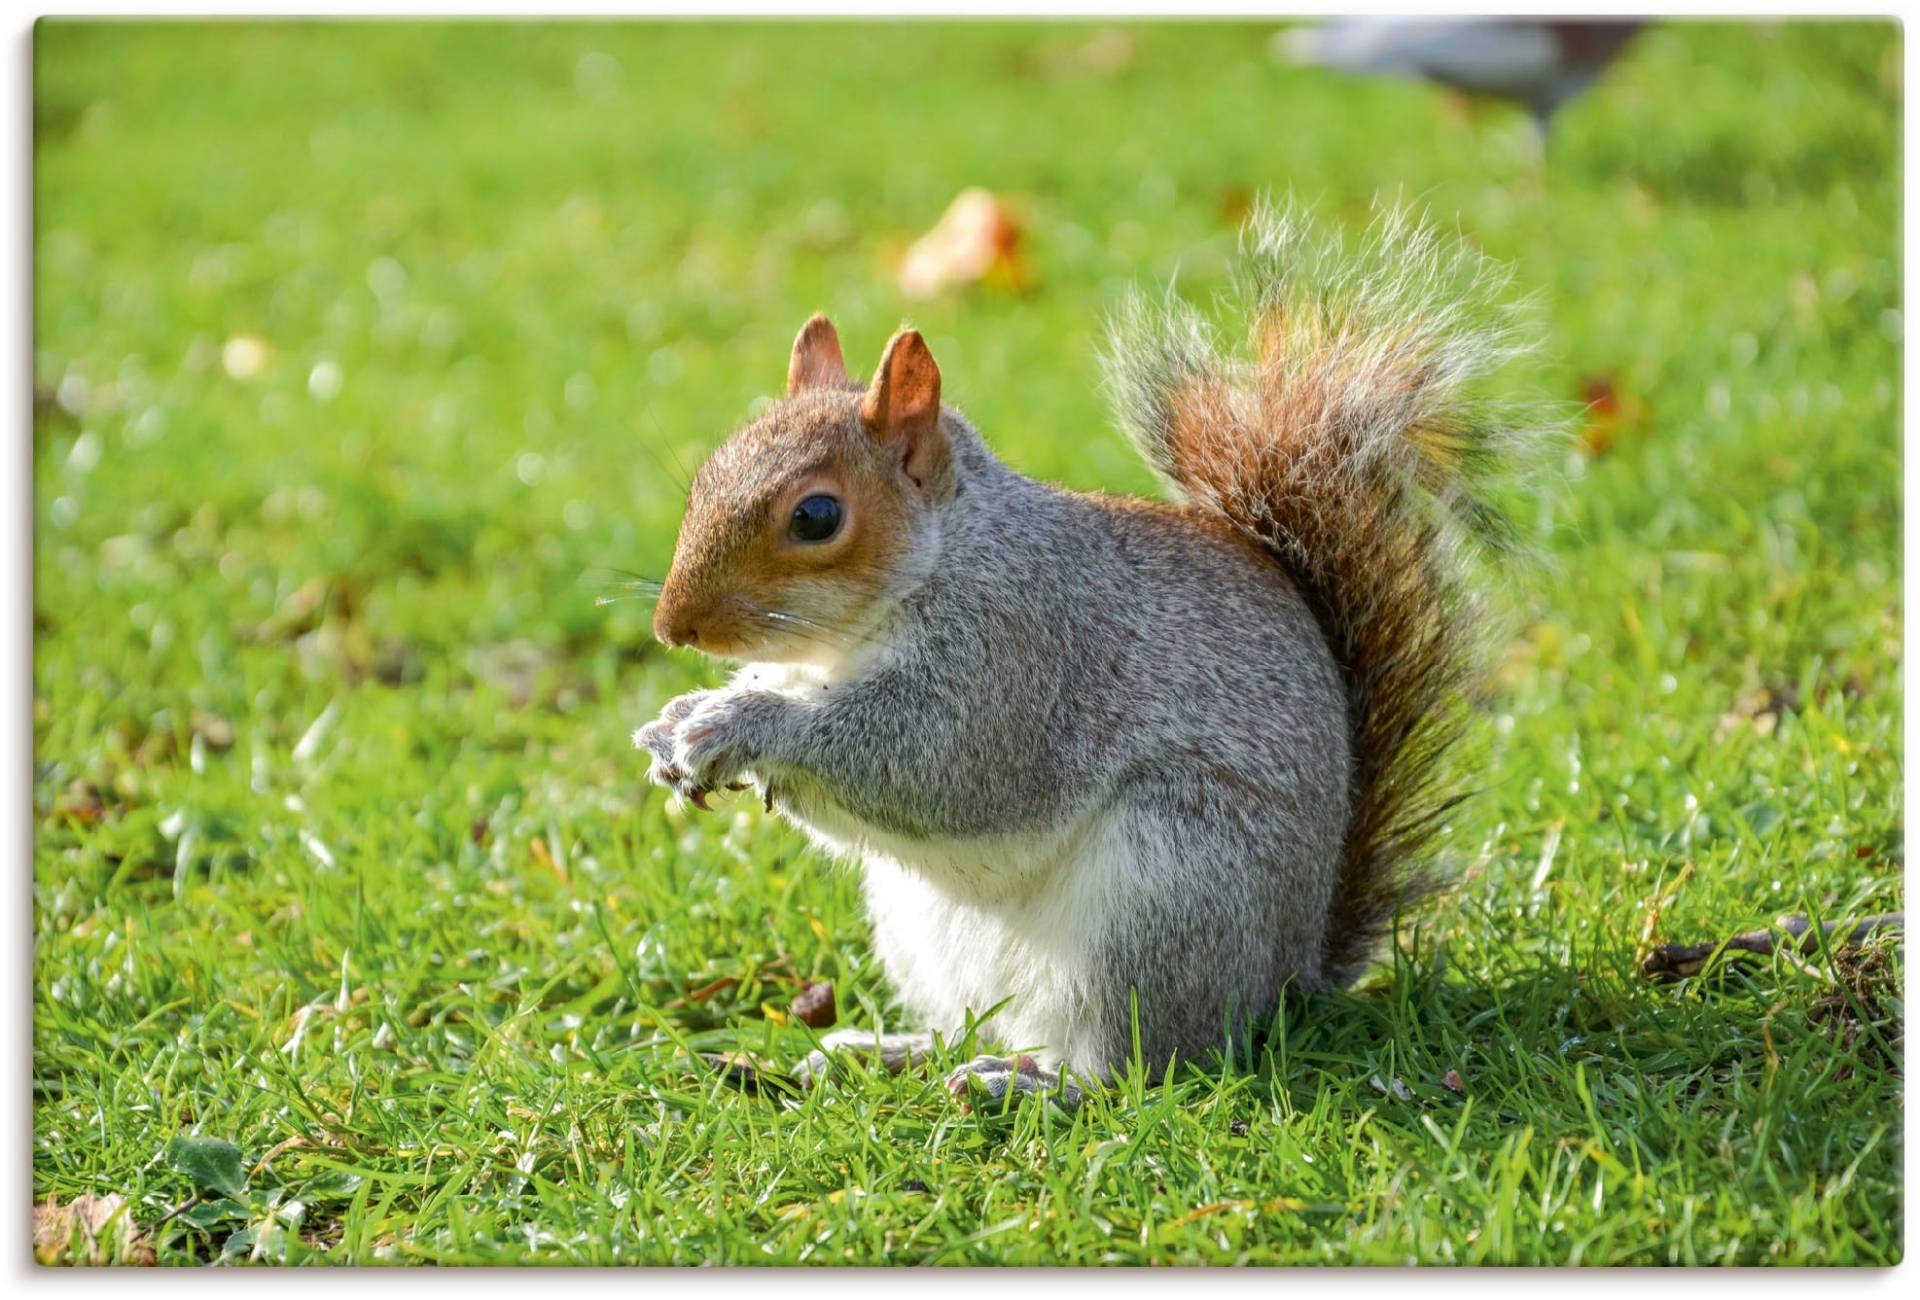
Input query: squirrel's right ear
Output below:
<box><xmin>860</xmin><ymin>328</ymin><xmax>946</xmax><ymax>490</ymax></box>
<box><xmin>786</xmin><ymin>313</ymin><xmax>848</xmax><ymax>395</ymax></box>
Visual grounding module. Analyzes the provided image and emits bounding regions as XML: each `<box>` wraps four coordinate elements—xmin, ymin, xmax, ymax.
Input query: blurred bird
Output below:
<box><xmin>1277</xmin><ymin>17</ymin><xmax>1643</xmax><ymax>138</ymax></box>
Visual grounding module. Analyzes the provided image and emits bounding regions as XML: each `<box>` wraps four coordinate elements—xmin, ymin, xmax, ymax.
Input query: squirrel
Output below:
<box><xmin>635</xmin><ymin>201</ymin><xmax>1543</xmax><ymax>1104</ymax></box>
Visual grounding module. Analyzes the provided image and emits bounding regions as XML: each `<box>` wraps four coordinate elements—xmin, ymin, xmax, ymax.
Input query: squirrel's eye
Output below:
<box><xmin>788</xmin><ymin>494</ymin><xmax>843</xmax><ymax>543</ymax></box>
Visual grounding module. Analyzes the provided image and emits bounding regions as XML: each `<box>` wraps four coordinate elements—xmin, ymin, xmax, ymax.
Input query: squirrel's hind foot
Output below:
<box><xmin>945</xmin><ymin>1054</ymin><xmax>1085</xmax><ymax>1110</ymax></box>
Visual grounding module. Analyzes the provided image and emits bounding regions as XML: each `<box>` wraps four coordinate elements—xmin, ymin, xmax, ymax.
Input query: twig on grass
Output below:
<box><xmin>1641</xmin><ymin>912</ymin><xmax>1902</xmax><ymax>981</ymax></box>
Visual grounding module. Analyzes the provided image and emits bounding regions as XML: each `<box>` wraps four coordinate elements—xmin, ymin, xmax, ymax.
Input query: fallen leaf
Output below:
<box><xmin>898</xmin><ymin>188</ymin><xmax>1027</xmax><ymax>300</ymax></box>
<box><xmin>790</xmin><ymin>980</ymin><xmax>837</xmax><ymax>1029</ymax></box>
<box><xmin>34</xmin><ymin>1193</ymin><xmax>156</xmax><ymax>1266</ymax></box>
<box><xmin>1577</xmin><ymin>373</ymin><xmax>1650</xmax><ymax>458</ymax></box>
<box><xmin>1442</xmin><ymin>1068</ymin><xmax>1467</xmax><ymax>1094</ymax></box>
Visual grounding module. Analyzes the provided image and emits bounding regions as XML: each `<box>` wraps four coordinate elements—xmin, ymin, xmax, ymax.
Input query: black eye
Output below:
<box><xmin>788</xmin><ymin>494</ymin><xmax>842</xmax><ymax>543</ymax></box>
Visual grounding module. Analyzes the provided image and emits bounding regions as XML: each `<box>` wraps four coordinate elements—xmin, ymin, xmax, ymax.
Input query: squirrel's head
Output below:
<box><xmin>652</xmin><ymin>314</ymin><xmax>953</xmax><ymax>664</ymax></box>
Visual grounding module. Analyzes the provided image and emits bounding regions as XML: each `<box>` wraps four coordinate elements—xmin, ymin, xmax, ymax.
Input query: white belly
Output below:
<box><xmin>786</xmin><ymin>794</ymin><xmax>1133</xmax><ymax>1071</ymax></box>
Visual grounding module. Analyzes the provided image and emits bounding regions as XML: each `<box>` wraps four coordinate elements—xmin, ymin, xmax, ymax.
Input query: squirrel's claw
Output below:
<box><xmin>639</xmin><ymin>687</ymin><xmax>775</xmax><ymax>812</ymax></box>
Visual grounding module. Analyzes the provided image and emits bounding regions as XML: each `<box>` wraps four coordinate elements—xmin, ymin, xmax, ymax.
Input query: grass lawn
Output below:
<box><xmin>32</xmin><ymin>18</ymin><xmax>1903</xmax><ymax>1266</ymax></box>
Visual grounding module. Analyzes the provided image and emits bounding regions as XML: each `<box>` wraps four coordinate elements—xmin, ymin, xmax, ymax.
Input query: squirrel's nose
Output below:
<box><xmin>653</xmin><ymin>608</ymin><xmax>701</xmax><ymax>647</ymax></box>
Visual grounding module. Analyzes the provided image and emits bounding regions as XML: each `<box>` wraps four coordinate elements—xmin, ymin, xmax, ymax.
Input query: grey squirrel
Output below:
<box><xmin>634</xmin><ymin>201</ymin><xmax>1543</xmax><ymax>1103</ymax></box>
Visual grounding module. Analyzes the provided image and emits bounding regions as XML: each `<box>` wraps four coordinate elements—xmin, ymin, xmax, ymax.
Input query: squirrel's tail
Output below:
<box><xmin>1104</xmin><ymin>199</ymin><xmax>1547</xmax><ymax>984</ymax></box>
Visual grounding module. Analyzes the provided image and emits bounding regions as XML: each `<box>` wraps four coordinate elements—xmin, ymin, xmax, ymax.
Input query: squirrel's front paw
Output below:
<box><xmin>634</xmin><ymin>689</ymin><xmax>724</xmax><ymax>807</ymax></box>
<box><xmin>668</xmin><ymin>691</ymin><xmax>780</xmax><ymax>802</ymax></box>
<box><xmin>636</xmin><ymin>689</ymin><xmax>785</xmax><ymax>810</ymax></box>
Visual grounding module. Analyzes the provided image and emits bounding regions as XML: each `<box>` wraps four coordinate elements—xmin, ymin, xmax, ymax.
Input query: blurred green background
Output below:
<box><xmin>34</xmin><ymin>19</ymin><xmax>1901</xmax><ymax>1265</ymax></box>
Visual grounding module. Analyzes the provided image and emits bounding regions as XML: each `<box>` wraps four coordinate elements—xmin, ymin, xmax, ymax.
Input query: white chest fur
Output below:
<box><xmin>787</xmin><ymin>794</ymin><xmax>1133</xmax><ymax>1072</ymax></box>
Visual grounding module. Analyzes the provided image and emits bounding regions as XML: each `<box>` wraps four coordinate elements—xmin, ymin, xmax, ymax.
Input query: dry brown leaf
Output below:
<box><xmin>1577</xmin><ymin>373</ymin><xmax>1649</xmax><ymax>458</ymax></box>
<box><xmin>34</xmin><ymin>1193</ymin><xmax>156</xmax><ymax>1266</ymax></box>
<box><xmin>898</xmin><ymin>188</ymin><xmax>1027</xmax><ymax>300</ymax></box>
<box><xmin>790</xmin><ymin>979</ymin><xmax>837</xmax><ymax>1029</ymax></box>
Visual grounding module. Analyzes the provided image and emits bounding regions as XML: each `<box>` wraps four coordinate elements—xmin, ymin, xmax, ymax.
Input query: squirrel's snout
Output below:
<box><xmin>652</xmin><ymin>605</ymin><xmax>702</xmax><ymax>648</ymax></box>
<box><xmin>651</xmin><ymin>567</ymin><xmax>705</xmax><ymax>647</ymax></box>
<box><xmin>654</xmin><ymin>567</ymin><xmax>755</xmax><ymax>652</ymax></box>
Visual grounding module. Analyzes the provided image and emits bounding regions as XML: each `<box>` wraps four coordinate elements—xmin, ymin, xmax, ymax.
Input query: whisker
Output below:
<box><xmin>581</xmin><ymin>566</ymin><xmax>665</xmax><ymax>591</ymax></box>
<box><xmin>633</xmin><ymin>405</ymin><xmax>696</xmax><ymax>496</ymax></box>
<box><xmin>582</xmin><ymin>566</ymin><xmax>665</xmax><ymax>609</ymax></box>
<box><xmin>742</xmin><ymin>607</ymin><xmax>831</xmax><ymax>639</ymax></box>
<box><xmin>581</xmin><ymin>581</ymin><xmax>891</xmax><ymax>650</ymax></box>
<box><xmin>739</xmin><ymin>611</ymin><xmax>845</xmax><ymax>653</ymax></box>
<box><xmin>747</xmin><ymin>605</ymin><xmax>893</xmax><ymax>650</ymax></box>
<box><xmin>753</xmin><ymin>609</ymin><xmax>841</xmax><ymax>637</ymax></box>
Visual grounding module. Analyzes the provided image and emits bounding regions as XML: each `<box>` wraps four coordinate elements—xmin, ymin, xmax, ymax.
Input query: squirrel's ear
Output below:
<box><xmin>786</xmin><ymin>313</ymin><xmax>848</xmax><ymax>395</ymax></box>
<box><xmin>860</xmin><ymin>328</ymin><xmax>946</xmax><ymax>488</ymax></box>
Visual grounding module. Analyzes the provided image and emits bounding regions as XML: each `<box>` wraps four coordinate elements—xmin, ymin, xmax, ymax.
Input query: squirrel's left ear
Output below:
<box><xmin>786</xmin><ymin>313</ymin><xmax>848</xmax><ymax>395</ymax></box>
<box><xmin>860</xmin><ymin>328</ymin><xmax>946</xmax><ymax>489</ymax></box>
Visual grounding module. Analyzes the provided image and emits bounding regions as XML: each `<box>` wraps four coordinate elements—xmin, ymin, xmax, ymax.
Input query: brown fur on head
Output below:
<box><xmin>652</xmin><ymin>315</ymin><xmax>949</xmax><ymax>663</ymax></box>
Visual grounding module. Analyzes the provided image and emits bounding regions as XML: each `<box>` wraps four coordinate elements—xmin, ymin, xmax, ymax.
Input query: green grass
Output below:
<box><xmin>32</xmin><ymin>18</ymin><xmax>1902</xmax><ymax>1266</ymax></box>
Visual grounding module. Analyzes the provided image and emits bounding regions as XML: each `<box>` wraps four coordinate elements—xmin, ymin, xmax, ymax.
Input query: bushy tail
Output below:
<box><xmin>1104</xmin><ymin>200</ymin><xmax>1547</xmax><ymax>984</ymax></box>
